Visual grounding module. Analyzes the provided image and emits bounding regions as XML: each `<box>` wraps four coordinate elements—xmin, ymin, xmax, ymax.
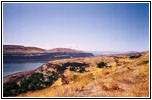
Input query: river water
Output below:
<box><xmin>3</xmin><ymin>61</ymin><xmax>47</xmax><ymax>77</ymax></box>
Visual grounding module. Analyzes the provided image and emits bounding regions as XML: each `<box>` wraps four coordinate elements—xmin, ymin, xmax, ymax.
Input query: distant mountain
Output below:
<box><xmin>3</xmin><ymin>45</ymin><xmax>94</xmax><ymax>62</ymax></box>
<box><xmin>89</xmin><ymin>51</ymin><xmax>144</xmax><ymax>56</ymax></box>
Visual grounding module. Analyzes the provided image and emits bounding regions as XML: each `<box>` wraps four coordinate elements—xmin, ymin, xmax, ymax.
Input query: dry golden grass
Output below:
<box><xmin>97</xmin><ymin>61</ymin><xmax>149</xmax><ymax>97</ymax></box>
<box><xmin>99</xmin><ymin>81</ymin><xmax>121</xmax><ymax>91</ymax></box>
<box><xmin>54</xmin><ymin>73</ymin><xmax>94</xmax><ymax>97</ymax></box>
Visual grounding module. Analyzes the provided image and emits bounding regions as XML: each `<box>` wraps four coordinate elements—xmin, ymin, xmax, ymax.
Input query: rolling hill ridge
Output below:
<box><xmin>3</xmin><ymin>45</ymin><xmax>94</xmax><ymax>62</ymax></box>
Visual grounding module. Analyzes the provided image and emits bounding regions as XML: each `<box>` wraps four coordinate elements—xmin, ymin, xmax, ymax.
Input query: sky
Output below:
<box><xmin>3</xmin><ymin>3</ymin><xmax>149</xmax><ymax>51</ymax></box>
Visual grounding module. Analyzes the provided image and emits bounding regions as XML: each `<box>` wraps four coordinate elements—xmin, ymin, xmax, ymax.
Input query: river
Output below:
<box><xmin>3</xmin><ymin>61</ymin><xmax>47</xmax><ymax>77</ymax></box>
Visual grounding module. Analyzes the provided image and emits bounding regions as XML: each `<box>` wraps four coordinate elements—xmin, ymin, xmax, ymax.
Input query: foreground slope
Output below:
<box><xmin>12</xmin><ymin>51</ymin><xmax>149</xmax><ymax>97</ymax></box>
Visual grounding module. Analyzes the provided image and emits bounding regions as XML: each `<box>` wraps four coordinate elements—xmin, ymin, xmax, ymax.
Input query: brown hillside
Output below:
<box><xmin>3</xmin><ymin>45</ymin><xmax>46</xmax><ymax>54</ymax></box>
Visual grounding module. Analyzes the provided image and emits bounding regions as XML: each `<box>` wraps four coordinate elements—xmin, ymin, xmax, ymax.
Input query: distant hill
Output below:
<box><xmin>89</xmin><ymin>51</ymin><xmax>145</xmax><ymax>56</ymax></box>
<box><xmin>46</xmin><ymin>48</ymin><xmax>85</xmax><ymax>53</ymax></box>
<box><xmin>3</xmin><ymin>45</ymin><xmax>94</xmax><ymax>62</ymax></box>
<box><xmin>3</xmin><ymin>45</ymin><xmax>46</xmax><ymax>54</ymax></box>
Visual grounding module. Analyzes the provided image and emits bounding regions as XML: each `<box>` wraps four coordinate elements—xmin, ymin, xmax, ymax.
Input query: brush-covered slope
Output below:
<box><xmin>3</xmin><ymin>45</ymin><xmax>94</xmax><ymax>62</ymax></box>
<box><xmin>4</xmin><ymin>51</ymin><xmax>149</xmax><ymax>97</ymax></box>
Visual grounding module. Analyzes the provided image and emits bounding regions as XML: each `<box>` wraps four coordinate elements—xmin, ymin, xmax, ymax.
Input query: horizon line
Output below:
<box><xmin>3</xmin><ymin>44</ymin><xmax>149</xmax><ymax>52</ymax></box>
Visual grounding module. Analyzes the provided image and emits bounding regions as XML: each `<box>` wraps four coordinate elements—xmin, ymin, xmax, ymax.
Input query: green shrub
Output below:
<box><xmin>48</xmin><ymin>71</ymin><xmax>58</xmax><ymax>84</ymax></box>
<box><xmin>79</xmin><ymin>66</ymin><xmax>85</xmax><ymax>73</ymax></box>
<box><xmin>20</xmin><ymin>73</ymin><xmax>45</xmax><ymax>91</ymax></box>
<box><xmin>137</xmin><ymin>60</ymin><xmax>149</xmax><ymax>66</ymax></box>
<box><xmin>97</xmin><ymin>62</ymin><xmax>106</xmax><ymax>68</ymax></box>
<box><xmin>3</xmin><ymin>82</ymin><xmax>19</xmax><ymax>97</ymax></box>
<box><xmin>16</xmin><ymin>89</ymin><xmax>25</xmax><ymax>94</ymax></box>
<box><xmin>43</xmin><ymin>81</ymin><xmax>52</xmax><ymax>87</ymax></box>
<box><xmin>70</xmin><ymin>66</ymin><xmax>75</xmax><ymax>71</ymax></box>
<box><xmin>3</xmin><ymin>89</ymin><xmax>12</xmax><ymax>97</ymax></box>
<box><xmin>4</xmin><ymin>82</ymin><xmax>19</xmax><ymax>91</ymax></box>
<box><xmin>130</xmin><ymin>54</ymin><xmax>141</xmax><ymax>59</ymax></box>
<box><xmin>20</xmin><ymin>79</ymin><xmax>29</xmax><ymax>91</ymax></box>
<box><xmin>70</xmin><ymin>66</ymin><xmax>85</xmax><ymax>73</ymax></box>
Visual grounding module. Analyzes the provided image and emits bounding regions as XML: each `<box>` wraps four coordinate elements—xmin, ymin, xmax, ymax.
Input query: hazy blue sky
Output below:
<box><xmin>3</xmin><ymin>3</ymin><xmax>149</xmax><ymax>51</ymax></box>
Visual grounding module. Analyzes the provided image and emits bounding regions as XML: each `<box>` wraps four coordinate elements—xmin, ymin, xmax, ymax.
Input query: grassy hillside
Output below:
<box><xmin>8</xmin><ymin>52</ymin><xmax>149</xmax><ymax>97</ymax></box>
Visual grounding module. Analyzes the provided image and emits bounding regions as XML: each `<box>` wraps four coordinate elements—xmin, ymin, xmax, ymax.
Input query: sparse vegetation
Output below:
<box><xmin>3</xmin><ymin>71</ymin><xmax>58</xmax><ymax>97</ymax></box>
<box><xmin>70</xmin><ymin>66</ymin><xmax>85</xmax><ymax>73</ymax></box>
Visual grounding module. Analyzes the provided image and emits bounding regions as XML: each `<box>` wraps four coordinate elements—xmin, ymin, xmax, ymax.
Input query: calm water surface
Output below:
<box><xmin>3</xmin><ymin>61</ymin><xmax>47</xmax><ymax>77</ymax></box>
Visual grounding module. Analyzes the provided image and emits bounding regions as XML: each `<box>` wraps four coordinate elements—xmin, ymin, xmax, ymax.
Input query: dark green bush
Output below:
<box><xmin>4</xmin><ymin>82</ymin><xmax>19</xmax><ymax>91</ymax></box>
<box><xmin>3</xmin><ymin>89</ymin><xmax>12</xmax><ymax>97</ymax></box>
<box><xmin>43</xmin><ymin>81</ymin><xmax>52</xmax><ymax>86</ymax></box>
<box><xmin>97</xmin><ymin>62</ymin><xmax>106</xmax><ymax>68</ymax></box>
<box><xmin>137</xmin><ymin>60</ymin><xmax>149</xmax><ymax>66</ymax></box>
<box><xmin>3</xmin><ymin>82</ymin><xmax>19</xmax><ymax>97</ymax></box>
<box><xmin>16</xmin><ymin>88</ymin><xmax>25</xmax><ymax>94</ymax></box>
<box><xmin>70</xmin><ymin>66</ymin><xmax>75</xmax><ymax>71</ymax></box>
<box><xmin>79</xmin><ymin>66</ymin><xmax>85</xmax><ymax>73</ymax></box>
<box><xmin>20</xmin><ymin>79</ymin><xmax>29</xmax><ymax>91</ymax></box>
<box><xmin>49</xmin><ymin>71</ymin><xmax>58</xmax><ymax>81</ymax></box>
<box><xmin>130</xmin><ymin>54</ymin><xmax>141</xmax><ymax>59</ymax></box>
<box><xmin>70</xmin><ymin>66</ymin><xmax>85</xmax><ymax>73</ymax></box>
